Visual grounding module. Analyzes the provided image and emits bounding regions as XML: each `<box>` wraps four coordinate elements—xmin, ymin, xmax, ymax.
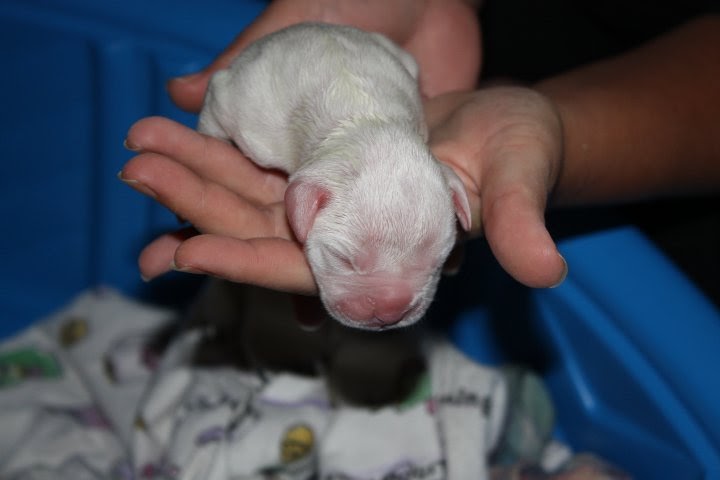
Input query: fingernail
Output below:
<box><xmin>298</xmin><ymin>318</ymin><xmax>325</xmax><ymax>332</ymax></box>
<box><xmin>169</xmin><ymin>260</ymin><xmax>205</xmax><ymax>275</ymax></box>
<box><xmin>442</xmin><ymin>265</ymin><xmax>461</xmax><ymax>276</ymax></box>
<box><xmin>171</xmin><ymin>71</ymin><xmax>203</xmax><ymax>84</ymax></box>
<box><xmin>549</xmin><ymin>254</ymin><xmax>568</xmax><ymax>288</ymax></box>
<box><xmin>123</xmin><ymin>138</ymin><xmax>141</xmax><ymax>151</ymax></box>
<box><xmin>140</xmin><ymin>273</ymin><xmax>152</xmax><ymax>283</ymax></box>
<box><xmin>117</xmin><ymin>171</ymin><xmax>157</xmax><ymax>199</ymax></box>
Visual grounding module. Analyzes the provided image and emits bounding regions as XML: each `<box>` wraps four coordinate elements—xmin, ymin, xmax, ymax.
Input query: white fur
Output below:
<box><xmin>199</xmin><ymin>23</ymin><xmax>470</xmax><ymax>329</ymax></box>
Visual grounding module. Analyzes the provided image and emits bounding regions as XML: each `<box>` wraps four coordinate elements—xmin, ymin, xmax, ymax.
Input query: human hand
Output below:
<box><xmin>168</xmin><ymin>0</ymin><xmax>480</xmax><ymax>111</ymax></box>
<box><xmin>121</xmin><ymin>85</ymin><xmax>567</xmax><ymax>299</ymax></box>
<box><xmin>425</xmin><ymin>86</ymin><xmax>568</xmax><ymax>288</ymax></box>
<box><xmin>121</xmin><ymin>116</ymin><xmax>317</xmax><ymax>295</ymax></box>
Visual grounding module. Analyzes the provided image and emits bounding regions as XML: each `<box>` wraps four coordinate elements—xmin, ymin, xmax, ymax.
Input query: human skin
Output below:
<box><xmin>536</xmin><ymin>15</ymin><xmax>720</xmax><ymax>205</ymax></box>
<box><xmin>166</xmin><ymin>0</ymin><xmax>481</xmax><ymax>109</ymax></box>
<box><xmin>120</xmin><ymin>13</ymin><xmax>720</xmax><ymax>296</ymax></box>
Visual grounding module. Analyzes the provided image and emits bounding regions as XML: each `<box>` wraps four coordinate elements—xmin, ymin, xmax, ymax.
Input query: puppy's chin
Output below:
<box><xmin>316</xmin><ymin>279</ymin><xmax>433</xmax><ymax>330</ymax></box>
<box><xmin>323</xmin><ymin>304</ymin><xmax>426</xmax><ymax>331</ymax></box>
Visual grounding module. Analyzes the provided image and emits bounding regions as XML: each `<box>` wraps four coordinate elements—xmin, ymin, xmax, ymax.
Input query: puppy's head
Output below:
<box><xmin>286</xmin><ymin>123</ymin><xmax>470</xmax><ymax>330</ymax></box>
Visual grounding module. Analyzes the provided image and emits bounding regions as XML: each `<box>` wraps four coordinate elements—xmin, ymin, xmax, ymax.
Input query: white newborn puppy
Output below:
<box><xmin>199</xmin><ymin>23</ymin><xmax>471</xmax><ymax>330</ymax></box>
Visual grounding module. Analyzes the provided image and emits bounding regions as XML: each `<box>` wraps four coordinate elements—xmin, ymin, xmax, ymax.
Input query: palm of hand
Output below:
<box><xmin>426</xmin><ymin>87</ymin><xmax>566</xmax><ymax>288</ymax></box>
<box><xmin>123</xmin><ymin>117</ymin><xmax>316</xmax><ymax>294</ymax></box>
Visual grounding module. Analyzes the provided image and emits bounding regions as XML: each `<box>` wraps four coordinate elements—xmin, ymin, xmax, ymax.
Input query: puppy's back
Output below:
<box><xmin>200</xmin><ymin>23</ymin><xmax>423</xmax><ymax>172</ymax></box>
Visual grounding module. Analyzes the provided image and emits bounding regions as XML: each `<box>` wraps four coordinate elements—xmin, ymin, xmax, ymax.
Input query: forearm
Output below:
<box><xmin>462</xmin><ymin>0</ymin><xmax>484</xmax><ymax>9</ymax></box>
<box><xmin>535</xmin><ymin>15</ymin><xmax>720</xmax><ymax>206</ymax></box>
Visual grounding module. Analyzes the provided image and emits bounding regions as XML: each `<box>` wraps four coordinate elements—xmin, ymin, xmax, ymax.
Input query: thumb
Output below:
<box><xmin>481</xmin><ymin>149</ymin><xmax>567</xmax><ymax>289</ymax></box>
<box><xmin>483</xmin><ymin>185</ymin><xmax>567</xmax><ymax>289</ymax></box>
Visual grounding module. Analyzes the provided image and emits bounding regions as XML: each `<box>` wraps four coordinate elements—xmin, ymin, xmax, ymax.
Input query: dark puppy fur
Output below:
<box><xmin>184</xmin><ymin>280</ymin><xmax>426</xmax><ymax>407</ymax></box>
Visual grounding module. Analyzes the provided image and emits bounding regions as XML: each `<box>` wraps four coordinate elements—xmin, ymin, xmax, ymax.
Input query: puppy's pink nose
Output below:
<box><xmin>336</xmin><ymin>286</ymin><xmax>414</xmax><ymax>326</ymax></box>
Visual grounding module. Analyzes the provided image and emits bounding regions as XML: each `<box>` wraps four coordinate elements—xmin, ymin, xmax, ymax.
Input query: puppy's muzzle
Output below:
<box><xmin>329</xmin><ymin>280</ymin><xmax>421</xmax><ymax>328</ymax></box>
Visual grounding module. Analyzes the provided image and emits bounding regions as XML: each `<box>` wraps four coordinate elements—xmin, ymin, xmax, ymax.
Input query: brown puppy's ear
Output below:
<box><xmin>439</xmin><ymin>163</ymin><xmax>471</xmax><ymax>232</ymax></box>
<box><xmin>285</xmin><ymin>179</ymin><xmax>331</xmax><ymax>244</ymax></box>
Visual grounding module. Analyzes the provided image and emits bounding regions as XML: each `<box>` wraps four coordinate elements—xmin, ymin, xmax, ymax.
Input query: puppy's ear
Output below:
<box><xmin>285</xmin><ymin>179</ymin><xmax>331</xmax><ymax>244</ymax></box>
<box><xmin>439</xmin><ymin>164</ymin><xmax>472</xmax><ymax>232</ymax></box>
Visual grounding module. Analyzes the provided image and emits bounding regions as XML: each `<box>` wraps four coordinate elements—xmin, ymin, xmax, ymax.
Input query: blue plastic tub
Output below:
<box><xmin>1</xmin><ymin>1</ymin><xmax>718</xmax><ymax>478</ymax></box>
<box><xmin>448</xmin><ymin>227</ymin><xmax>720</xmax><ymax>479</ymax></box>
<box><xmin>0</xmin><ymin>0</ymin><xmax>266</xmax><ymax>335</ymax></box>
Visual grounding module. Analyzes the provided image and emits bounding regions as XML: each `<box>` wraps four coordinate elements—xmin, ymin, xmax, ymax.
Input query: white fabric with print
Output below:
<box><xmin>0</xmin><ymin>289</ymin><xmax>511</xmax><ymax>480</ymax></box>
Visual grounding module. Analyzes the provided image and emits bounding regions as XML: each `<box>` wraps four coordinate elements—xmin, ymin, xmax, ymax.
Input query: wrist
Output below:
<box><xmin>462</xmin><ymin>0</ymin><xmax>484</xmax><ymax>9</ymax></box>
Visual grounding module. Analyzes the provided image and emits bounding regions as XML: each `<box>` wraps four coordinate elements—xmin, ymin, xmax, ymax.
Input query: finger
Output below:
<box><xmin>120</xmin><ymin>152</ymin><xmax>291</xmax><ymax>240</ymax></box>
<box><xmin>126</xmin><ymin>117</ymin><xmax>287</xmax><ymax>205</ymax></box>
<box><xmin>167</xmin><ymin>3</ymin><xmax>314</xmax><ymax>112</ymax></box>
<box><xmin>404</xmin><ymin>0</ymin><xmax>481</xmax><ymax>97</ymax></box>
<box><xmin>173</xmin><ymin>234</ymin><xmax>318</xmax><ymax>296</ymax></box>
<box><xmin>482</xmin><ymin>162</ymin><xmax>568</xmax><ymax>289</ymax></box>
<box><xmin>424</xmin><ymin>91</ymin><xmax>467</xmax><ymax>128</ymax></box>
<box><xmin>139</xmin><ymin>227</ymin><xmax>198</xmax><ymax>281</ymax></box>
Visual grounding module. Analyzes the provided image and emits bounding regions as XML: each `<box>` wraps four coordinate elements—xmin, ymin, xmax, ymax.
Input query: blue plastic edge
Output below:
<box><xmin>535</xmin><ymin>226</ymin><xmax>720</xmax><ymax>477</ymax></box>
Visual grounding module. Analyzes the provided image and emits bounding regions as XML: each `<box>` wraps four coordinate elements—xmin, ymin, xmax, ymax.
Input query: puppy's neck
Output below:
<box><xmin>291</xmin><ymin>70</ymin><xmax>426</xmax><ymax>171</ymax></box>
<box><xmin>303</xmin><ymin>116</ymin><xmax>422</xmax><ymax>174</ymax></box>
